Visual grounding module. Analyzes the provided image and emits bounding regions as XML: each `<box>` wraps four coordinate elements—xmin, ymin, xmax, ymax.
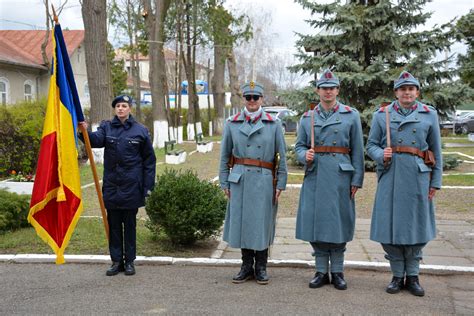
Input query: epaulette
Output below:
<box><xmin>378</xmin><ymin>107</ymin><xmax>387</xmax><ymax>113</ymax></box>
<box><xmin>422</xmin><ymin>105</ymin><xmax>430</xmax><ymax>112</ymax></box>
<box><xmin>264</xmin><ymin>113</ymin><xmax>274</xmax><ymax>121</ymax></box>
<box><xmin>345</xmin><ymin>106</ymin><xmax>352</xmax><ymax>112</ymax></box>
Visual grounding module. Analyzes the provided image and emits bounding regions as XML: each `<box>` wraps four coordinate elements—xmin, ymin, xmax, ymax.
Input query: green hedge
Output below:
<box><xmin>0</xmin><ymin>189</ymin><xmax>30</xmax><ymax>232</ymax></box>
<box><xmin>0</xmin><ymin>100</ymin><xmax>46</xmax><ymax>177</ymax></box>
<box><xmin>145</xmin><ymin>169</ymin><xmax>226</xmax><ymax>245</ymax></box>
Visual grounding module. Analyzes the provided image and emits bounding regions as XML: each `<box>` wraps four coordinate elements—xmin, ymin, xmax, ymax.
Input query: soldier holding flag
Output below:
<box><xmin>367</xmin><ymin>71</ymin><xmax>442</xmax><ymax>296</ymax></box>
<box><xmin>219</xmin><ymin>81</ymin><xmax>288</xmax><ymax>285</ymax></box>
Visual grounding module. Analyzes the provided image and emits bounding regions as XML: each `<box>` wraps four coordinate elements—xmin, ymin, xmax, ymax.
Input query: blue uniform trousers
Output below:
<box><xmin>382</xmin><ymin>243</ymin><xmax>426</xmax><ymax>278</ymax></box>
<box><xmin>107</xmin><ymin>208</ymin><xmax>138</xmax><ymax>263</ymax></box>
<box><xmin>311</xmin><ymin>242</ymin><xmax>347</xmax><ymax>273</ymax></box>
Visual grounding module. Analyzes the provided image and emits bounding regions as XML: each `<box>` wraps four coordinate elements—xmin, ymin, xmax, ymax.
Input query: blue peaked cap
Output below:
<box><xmin>241</xmin><ymin>81</ymin><xmax>264</xmax><ymax>96</ymax></box>
<box><xmin>316</xmin><ymin>69</ymin><xmax>340</xmax><ymax>88</ymax></box>
<box><xmin>394</xmin><ymin>71</ymin><xmax>420</xmax><ymax>90</ymax></box>
<box><xmin>112</xmin><ymin>94</ymin><xmax>133</xmax><ymax>108</ymax></box>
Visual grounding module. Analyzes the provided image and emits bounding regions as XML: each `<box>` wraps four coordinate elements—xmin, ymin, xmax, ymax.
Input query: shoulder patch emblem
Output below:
<box><xmin>423</xmin><ymin>105</ymin><xmax>430</xmax><ymax>112</ymax></box>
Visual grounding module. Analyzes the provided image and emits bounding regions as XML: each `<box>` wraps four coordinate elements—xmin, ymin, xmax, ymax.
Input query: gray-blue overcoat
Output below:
<box><xmin>219</xmin><ymin>110</ymin><xmax>288</xmax><ymax>250</ymax></box>
<box><xmin>295</xmin><ymin>103</ymin><xmax>365</xmax><ymax>243</ymax></box>
<box><xmin>367</xmin><ymin>101</ymin><xmax>442</xmax><ymax>245</ymax></box>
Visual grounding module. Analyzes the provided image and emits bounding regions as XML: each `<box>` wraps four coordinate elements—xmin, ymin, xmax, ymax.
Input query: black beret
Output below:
<box><xmin>111</xmin><ymin>94</ymin><xmax>133</xmax><ymax>108</ymax></box>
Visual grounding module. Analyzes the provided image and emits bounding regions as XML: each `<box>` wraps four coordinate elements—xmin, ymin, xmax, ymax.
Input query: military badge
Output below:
<box><xmin>249</xmin><ymin>81</ymin><xmax>255</xmax><ymax>89</ymax></box>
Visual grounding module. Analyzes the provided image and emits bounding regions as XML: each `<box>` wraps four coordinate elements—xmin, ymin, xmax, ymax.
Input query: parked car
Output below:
<box><xmin>263</xmin><ymin>107</ymin><xmax>299</xmax><ymax>134</ymax></box>
<box><xmin>454</xmin><ymin>112</ymin><xmax>474</xmax><ymax>134</ymax></box>
<box><xmin>439</xmin><ymin>114</ymin><xmax>454</xmax><ymax>130</ymax></box>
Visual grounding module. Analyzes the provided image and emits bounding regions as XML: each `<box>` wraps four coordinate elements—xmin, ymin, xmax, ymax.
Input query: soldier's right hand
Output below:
<box><xmin>383</xmin><ymin>147</ymin><xmax>392</xmax><ymax>161</ymax></box>
<box><xmin>78</xmin><ymin>121</ymin><xmax>88</xmax><ymax>131</ymax></box>
<box><xmin>306</xmin><ymin>148</ymin><xmax>315</xmax><ymax>162</ymax></box>
<box><xmin>223</xmin><ymin>189</ymin><xmax>230</xmax><ymax>199</ymax></box>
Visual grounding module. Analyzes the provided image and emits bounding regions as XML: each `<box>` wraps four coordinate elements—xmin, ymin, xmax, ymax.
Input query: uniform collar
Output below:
<box><xmin>112</xmin><ymin>114</ymin><xmax>135</xmax><ymax>129</ymax></box>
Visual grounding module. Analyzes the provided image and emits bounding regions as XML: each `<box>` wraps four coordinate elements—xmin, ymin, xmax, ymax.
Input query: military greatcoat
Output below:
<box><xmin>367</xmin><ymin>101</ymin><xmax>442</xmax><ymax>245</ymax></box>
<box><xmin>219</xmin><ymin>110</ymin><xmax>288</xmax><ymax>251</ymax></box>
<box><xmin>295</xmin><ymin>103</ymin><xmax>364</xmax><ymax>243</ymax></box>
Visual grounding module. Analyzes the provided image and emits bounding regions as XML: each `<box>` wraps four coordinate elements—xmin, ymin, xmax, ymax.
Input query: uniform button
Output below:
<box><xmin>320</xmin><ymin>141</ymin><xmax>324</xmax><ymax>145</ymax></box>
<box><xmin>333</xmin><ymin>141</ymin><xmax>337</xmax><ymax>145</ymax></box>
<box><xmin>398</xmin><ymin>128</ymin><xmax>402</xmax><ymax>132</ymax></box>
<box><xmin>247</xmin><ymin>144</ymin><xmax>250</xmax><ymax>147</ymax></box>
<box><xmin>332</xmin><ymin>153</ymin><xmax>336</xmax><ymax>156</ymax></box>
<box><xmin>412</xmin><ymin>140</ymin><xmax>416</xmax><ymax>144</ymax></box>
<box><xmin>398</xmin><ymin>139</ymin><xmax>403</xmax><ymax>143</ymax></box>
<box><xmin>413</xmin><ymin>129</ymin><xmax>416</xmax><ymax>133</ymax></box>
<box><xmin>247</xmin><ymin>169</ymin><xmax>251</xmax><ymax>172</ymax></box>
<box><xmin>257</xmin><ymin>145</ymin><xmax>261</xmax><ymax>148</ymax></box>
<box><xmin>257</xmin><ymin>170</ymin><xmax>261</xmax><ymax>173</ymax></box>
<box><xmin>415</xmin><ymin>117</ymin><xmax>418</xmax><ymax>120</ymax></box>
<box><xmin>334</xmin><ymin>129</ymin><xmax>338</xmax><ymax>133</ymax></box>
<box><xmin>336</xmin><ymin>118</ymin><xmax>340</xmax><ymax>121</ymax></box>
<box><xmin>257</xmin><ymin>157</ymin><xmax>261</xmax><ymax>160</ymax></box>
<box><xmin>257</xmin><ymin>131</ymin><xmax>261</xmax><ymax>134</ymax></box>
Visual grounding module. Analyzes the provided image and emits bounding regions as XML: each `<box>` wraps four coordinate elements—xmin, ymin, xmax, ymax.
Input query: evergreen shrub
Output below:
<box><xmin>145</xmin><ymin>169</ymin><xmax>227</xmax><ymax>245</ymax></box>
<box><xmin>0</xmin><ymin>100</ymin><xmax>46</xmax><ymax>177</ymax></box>
<box><xmin>0</xmin><ymin>189</ymin><xmax>30</xmax><ymax>232</ymax></box>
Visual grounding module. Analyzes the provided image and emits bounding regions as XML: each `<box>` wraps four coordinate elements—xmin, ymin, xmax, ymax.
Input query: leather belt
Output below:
<box><xmin>312</xmin><ymin>146</ymin><xmax>350</xmax><ymax>154</ymax></box>
<box><xmin>392</xmin><ymin>146</ymin><xmax>425</xmax><ymax>159</ymax></box>
<box><xmin>233</xmin><ymin>157</ymin><xmax>274</xmax><ymax>170</ymax></box>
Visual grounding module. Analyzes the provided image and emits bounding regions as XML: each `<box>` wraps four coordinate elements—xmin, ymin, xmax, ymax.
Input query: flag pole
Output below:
<box><xmin>79</xmin><ymin>125</ymin><xmax>110</xmax><ymax>241</ymax></box>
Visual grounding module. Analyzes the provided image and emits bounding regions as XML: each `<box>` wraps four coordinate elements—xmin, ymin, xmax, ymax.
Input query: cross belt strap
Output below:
<box><xmin>233</xmin><ymin>156</ymin><xmax>274</xmax><ymax>170</ymax></box>
<box><xmin>312</xmin><ymin>146</ymin><xmax>351</xmax><ymax>154</ymax></box>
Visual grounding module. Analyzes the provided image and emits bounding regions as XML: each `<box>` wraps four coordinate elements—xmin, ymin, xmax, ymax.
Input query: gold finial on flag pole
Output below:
<box><xmin>51</xmin><ymin>4</ymin><xmax>59</xmax><ymax>24</ymax></box>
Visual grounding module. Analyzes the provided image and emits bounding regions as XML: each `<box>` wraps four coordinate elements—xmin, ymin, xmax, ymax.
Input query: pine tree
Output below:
<box><xmin>291</xmin><ymin>0</ymin><xmax>472</xmax><ymax>115</ymax></box>
<box><xmin>456</xmin><ymin>10</ymin><xmax>474</xmax><ymax>89</ymax></box>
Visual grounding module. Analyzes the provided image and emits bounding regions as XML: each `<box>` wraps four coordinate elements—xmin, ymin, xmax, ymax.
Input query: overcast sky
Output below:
<box><xmin>1</xmin><ymin>0</ymin><xmax>471</xmax><ymax>54</ymax></box>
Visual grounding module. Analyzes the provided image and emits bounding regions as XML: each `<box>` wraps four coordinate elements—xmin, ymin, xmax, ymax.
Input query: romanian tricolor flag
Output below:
<box><xmin>28</xmin><ymin>23</ymin><xmax>84</xmax><ymax>264</ymax></box>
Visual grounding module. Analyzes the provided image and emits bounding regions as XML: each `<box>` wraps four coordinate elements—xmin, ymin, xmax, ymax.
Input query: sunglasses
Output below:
<box><xmin>245</xmin><ymin>95</ymin><xmax>261</xmax><ymax>101</ymax></box>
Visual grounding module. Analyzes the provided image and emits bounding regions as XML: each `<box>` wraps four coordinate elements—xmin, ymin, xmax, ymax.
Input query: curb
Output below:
<box><xmin>1</xmin><ymin>254</ymin><xmax>472</xmax><ymax>275</ymax></box>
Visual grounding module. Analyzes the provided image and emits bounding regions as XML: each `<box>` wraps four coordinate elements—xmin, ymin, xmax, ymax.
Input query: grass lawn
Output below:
<box><xmin>443</xmin><ymin>147</ymin><xmax>474</xmax><ymax>158</ymax></box>
<box><xmin>442</xmin><ymin>174</ymin><xmax>474</xmax><ymax>186</ymax></box>
<box><xmin>443</xmin><ymin>138</ymin><xmax>474</xmax><ymax>145</ymax></box>
<box><xmin>0</xmin><ymin>217</ymin><xmax>217</xmax><ymax>257</ymax></box>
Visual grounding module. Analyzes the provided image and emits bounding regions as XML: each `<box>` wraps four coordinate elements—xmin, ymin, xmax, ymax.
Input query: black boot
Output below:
<box><xmin>232</xmin><ymin>249</ymin><xmax>255</xmax><ymax>283</ymax></box>
<box><xmin>309</xmin><ymin>272</ymin><xmax>330</xmax><ymax>288</ymax></box>
<box><xmin>386</xmin><ymin>276</ymin><xmax>404</xmax><ymax>294</ymax></box>
<box><xmin>255</xmin><ymin>249</ymin><xmax>269</xmax><ymax>285</ymax></box>
<box><xmin>405</xmin><ymin>276</ymin><xmax>425</xmax><ymax>297</ymax></box>
<box><xmin>106</xmin><ymin>261</ymin><xmax>124</xmax><ymax>276</ymax></box>
<box><xmin>124</xmin><ymin>262</ymin><xmax>136</xmax><ymax>276</ymax></box>
<box><xmin>331</xmin><ymin>272</ymin><xmax>347</xmax><ymax>290</ymax></box>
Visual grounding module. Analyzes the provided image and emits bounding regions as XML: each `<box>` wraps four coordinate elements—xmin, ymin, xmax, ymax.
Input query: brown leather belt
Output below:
<box><xmin>233</xmin><ymin>157</ymin><xmax>274</xmax><ymax>170</ymax></box>
<box><xmin>392</xmin><ymin>146</ymin><xmax>425</xmax><ymax>159</ymax></box>
<box><xmin>312</xmin><ymin>146</ymin><xmax>351</xmax><ymax>154</ymax></box>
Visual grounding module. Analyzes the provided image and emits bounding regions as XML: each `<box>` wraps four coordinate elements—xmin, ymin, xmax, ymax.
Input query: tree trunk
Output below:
<box><xmin>82</xmin><ymin>0</ymin><xmax>112</xmax><ymax>124</ymax></box>
<box><xmin>212</xmin><ymin>44</ymin><xmax>226</xmax><ymax>135</ymax></box>
<box><xmin>227</xmin><ymin>48</ymin><xmax>242</xmax><ymax>112</ymax></box>
<box><xmin>143</xmin><ymin>0</ymin><xmax>171</xmax><ymax>148</ymax></box>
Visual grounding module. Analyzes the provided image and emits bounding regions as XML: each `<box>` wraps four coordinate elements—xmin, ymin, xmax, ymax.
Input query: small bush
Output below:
<box><xmin>0</xmin><ymin>189</ymin><xmax>30</xmax><ymax>232</ymax></box>
<box><xmin>286</xmin><ymin>145</ymin><xmax>303</xmax><ymax>167</ymax></box>
<box><xmin>0</xmin><ymin>99</ymin><xmax>46</xmax><ymax>177</ymax></box>
<box><xmin>145</xmin><ymin>169</ymin><xmax>227</xmax><ymax>245</ymax></box>
<box><xmin>443</xmin><ymin>154</ymin><xmax>462</xmax><ymax>171</ymax></box>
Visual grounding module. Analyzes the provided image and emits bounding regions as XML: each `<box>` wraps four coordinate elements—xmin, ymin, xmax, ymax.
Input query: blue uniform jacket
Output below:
<box><xmin>219</xmin><ymin>110</ymin><xmax>288</xmax><ymax>250</ymax></box>
<box><xmin>367</xmin><ymin>101</ymin><xmax>442</xmax><ymax>245</ymax></box>
<box><xmin>295</xmin><ymin>103</ymin><xmax>365</xmax><ymax>243</ymax></box>
<box><xmin>82</xmin><ymin>115</ymin><xmax>156</xmax><ymax>210</ymax></box>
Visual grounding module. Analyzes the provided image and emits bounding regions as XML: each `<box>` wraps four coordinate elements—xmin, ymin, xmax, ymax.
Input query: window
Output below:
<box><xmin>24</xmin><ymin>80</ymin><xmax>33</xmax><ymax>101</ymax></box>
<box><xmin>0</xmin><ymin>78</ymin><xmax>9</xmax><ymax>105</ymax></box>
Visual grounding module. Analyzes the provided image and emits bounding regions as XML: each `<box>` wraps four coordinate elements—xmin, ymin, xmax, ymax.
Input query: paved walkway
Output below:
<box><xmin>221</xmin><ymin>218</ymin><xmax>474</xmax><ymax>268</ymax></box>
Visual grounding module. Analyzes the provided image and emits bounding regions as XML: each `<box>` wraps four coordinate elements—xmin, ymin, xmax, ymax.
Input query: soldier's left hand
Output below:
<box><xmin>428</xmin><ymin>187</ymin><xmax>437</xmax><ymax>200</ymax></box>
<box><xmin>275</xmin><ymin>189</ymin><xmax>282</xmax><ymax>203</ymax></box>
<box><xmin>350</xmin><ymin>186</ymin><xmax>358</xmax><ymax>199</ymax></box>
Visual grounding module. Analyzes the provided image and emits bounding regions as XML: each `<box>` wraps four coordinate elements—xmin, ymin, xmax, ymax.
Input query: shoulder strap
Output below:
<box><xmin>311</xmin><ymin>109</ymin><xmax>315</xmax><ymax>149</ymax></box>
<box><xmin>385</xmin><ymin>106</ymin><xmax>391</xmax><ymax>148</ymax></box>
